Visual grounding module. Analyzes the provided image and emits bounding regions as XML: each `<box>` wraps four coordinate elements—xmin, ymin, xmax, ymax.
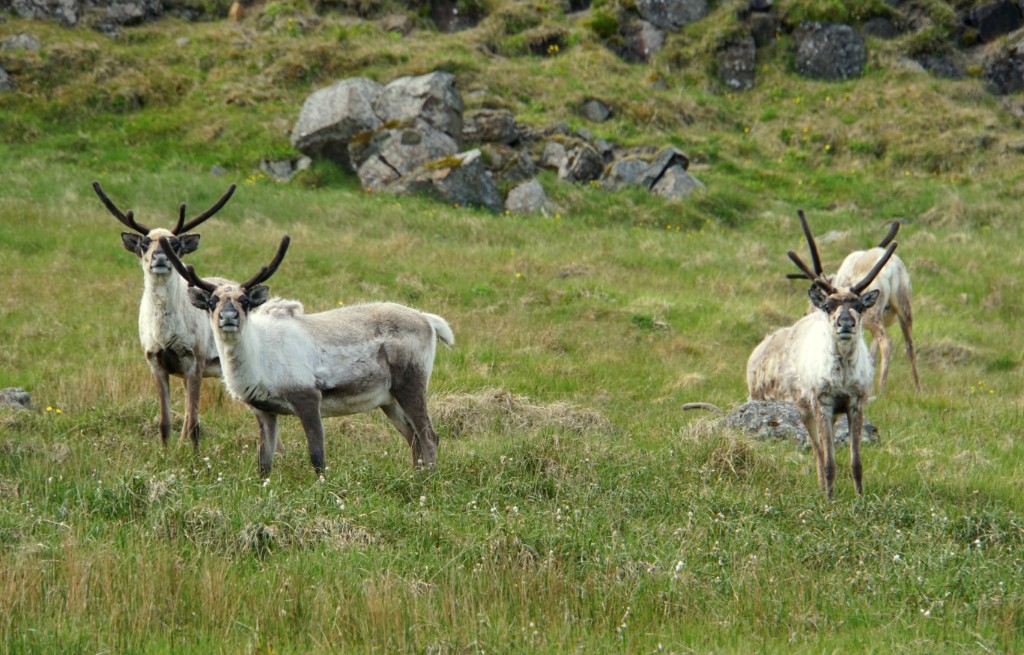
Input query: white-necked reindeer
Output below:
<box><xmin>159</xmin><ymin>235</ymin><xmax>454</xmax><ymax>477</ymax></box>
<box><xmin>747</xmin><ymin>215</ymin><xmax>897</xmax><ymax>498</ymax></box>
<box><xmin>94</xmin><ymin>181</ymin><xmax>236</xmax><ymax>449</ymax></box>
<box><xmin>788</xmin><ymin>212</ymin><xmax>920</xmax><ymax>394</ymax></box>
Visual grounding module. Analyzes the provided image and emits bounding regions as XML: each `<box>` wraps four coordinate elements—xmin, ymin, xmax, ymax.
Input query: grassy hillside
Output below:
<box><xmin>1</xmin><ymin>2</ymin><xmax>1022</xmax><ymax>653</ymax></box>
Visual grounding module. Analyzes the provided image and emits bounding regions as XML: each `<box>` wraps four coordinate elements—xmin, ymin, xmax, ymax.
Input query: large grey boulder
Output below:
<box><xmin>373</xmin><ymin>71</ymin><xmax>463</xmax><ymax>144</ymax></box>
<box><xmin>559</xmin><ymin>142</ymin><xmax>604</xmax><ymax>183</ymax></box>
<box><xmin>722</xmin><ymin>400</ymin><xmax>878</xmax><ymax>448</ymax></box>
<box><xmin>290</xmin><ymin>78</ymin><xmax>384</xmax><ymax>169</ymax></box>
<box><xmin>636</xmin><ymin>0</ymin><xmax>708</xmax><ymax>31</ymax></box>
<box><xmin>794</xmin><ymin>22</ymin><xmax>866</xmax><ymax>80</ymax></box>
<box><xmin>10</xmin><ymin>0</ymin><xmax>80</xmax><ymax>25</ymax></box>
<box><xmin>602</xmin><ymin>157</ymin><xmax>651</xmax><ymax>191</ymax></box>
<box><xmin>0</xmin><ymin>388</ymin><xmax>33</xmax><ymax>411</ymax></box>
<box><xmin>650</xmin><ymin>165</ymin><xmax>705</xmax><ymax>200</ymax></box>
<box><xmin>462</xmin><ymin>109</ymin><xmax>519</xmax><ymax>145</ymax></box>
<box><xmin>101</xmin><ymin>0</ymin><xmax>163</xmax><ymax>26</ymax></box>
<box><xmin>355</xmin><ymin>124</ymin><xmax>459</xmax><ymax>191</ymax></box>
<box><xmin>966</xmin><ymin>1</ymin><xmax>1023</xmax><ymax>44</ymax></box>
<box><xmin>717</xmin><ymin>36</ymin><xmax>757</xmax><ymax>91</ymax></box>
<box><xmin>984</xmin><ymin>38</ymin><xmax>1024</xmax><ymax>95</ymax></box>
<box><xmin>1</xmin><ymin>33</ymin><xmax>42</xmax><ymax>50</ymax></box>
<box><xmin>505</xmin><ymin>179</ymin><xmax>550</xmax><ymax>215</ymax></box>
<box><xmin>389</xmin><ymin>149</ymin><xmax>503</xmax><ymax>213</ymax></box>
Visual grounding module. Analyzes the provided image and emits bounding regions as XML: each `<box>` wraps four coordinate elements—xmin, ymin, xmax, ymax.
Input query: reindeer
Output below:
<box><xmin>789</xmin><ymin>212</ymin><xmax>920</xmax><ymax>394</ymax></box>
<box><xmin>159</xmin><ymin>235</ymin><xmax>455</xmax><ymax>477</ymax></box>
<box><xmin>748</xmin><ymin>217</ymin><xmax>897</xmax><ymax>498</ymax></box>
<box><xmin>94</xmin><ymin>181</ymin><xmax>236</xmax><ymax>449</ymax></box>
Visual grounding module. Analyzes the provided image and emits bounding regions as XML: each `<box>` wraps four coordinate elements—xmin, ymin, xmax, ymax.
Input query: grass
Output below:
<box><xmin>2</xmin><ymin>2</ymin><xmax>1024</xmax><ymax>653</ymax></box>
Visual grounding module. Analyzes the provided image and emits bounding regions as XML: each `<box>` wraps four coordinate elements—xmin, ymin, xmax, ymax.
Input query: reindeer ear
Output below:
<box><xmin>808</xmin><ymin>286</ymin><xmax>828</xmax><ymax>309</ymax></box>
<box><xmin>188</xmin><ymin>287</ymin><xmax>212</xmax><ymax>311</ymax></box>
<box><xmin>177</xmin><ymin>234</ymin><xmax>201</xmax><ymax>255</ymax></box>
<box><xmin>121</xmin><ymin>233</ymin><xmax>144</xmax><ymax>255</ymax></box>
<box><xmin>860</xmin><ymin>289</ymin><xmax>880</xmax><ymax>309</ymax></box>
<box><xmin>247</xmin><ymin>285</ymin><xmax>270</xmax><ymax>308</ymax></box>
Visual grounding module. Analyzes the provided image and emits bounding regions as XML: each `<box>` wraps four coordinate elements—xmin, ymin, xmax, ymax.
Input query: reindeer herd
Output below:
<box><xmin>95</xmin><ymin>181</ymin><xmax>919</xmax><ymax>499</ymax></box>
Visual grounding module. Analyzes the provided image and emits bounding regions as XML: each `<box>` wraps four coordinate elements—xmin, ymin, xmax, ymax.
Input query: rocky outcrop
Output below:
<box><xmin>721</xmin><ymin>400</ymin><xmax>879</xmax><ymax>448</ymax></box>
<box><xmin>635</xmin><ymin>0</ymin><xmax>708</xmax><ymax>31</ymax></box>
<box><xmin>290</xmin><ymin>77</ymin><xmax>384</xmax><ymax>169</ymax></box>
<box><xmin>794</xmin><ymin>22</ymin><xmax>867</xmax><ymax>80</ymax></box>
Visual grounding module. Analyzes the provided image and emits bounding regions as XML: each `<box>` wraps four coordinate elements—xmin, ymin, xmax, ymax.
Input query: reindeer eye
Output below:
<box><xmin>238</xmin><ymin>296</ymin><xmax>251</xmax><ymax>311</ymax></box>
<box><xmin>141</xmin><ymin>238</ymin><xmax>152</xmax><ymax>250</ymax></box>
<box><xmin>208</xmin><ymin>294</ymin><xmax>219</xmax><ymax>310</ymax></box>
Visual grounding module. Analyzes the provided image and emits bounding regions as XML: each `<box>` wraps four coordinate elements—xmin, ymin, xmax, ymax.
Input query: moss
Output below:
<box><xmin>426</xmin><ymin>153</ymin><xmax>465</xmax><ymax>169</ymax></box>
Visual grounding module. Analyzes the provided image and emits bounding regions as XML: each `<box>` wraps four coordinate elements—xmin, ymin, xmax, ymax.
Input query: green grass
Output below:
<box><xmin>2</xmin><ymin>3</ymin><xmax>1023</xmax><ymax>653</ymax></box>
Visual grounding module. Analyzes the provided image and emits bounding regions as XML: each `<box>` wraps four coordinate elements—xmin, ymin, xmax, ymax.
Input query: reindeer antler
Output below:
<box><xmin>850</xmin><ymin>241</ymin><xmax>897</xmax><ymax>295</ymax></box>
<box><xmin>785</xmin><ymin>209</ymin><xmax>826</xmax><ymax>281</ymax></box>
<box><xmin>93</xmin><ymin>181</ymin><xmax>151</xmax><ymax>235</ymax></box>
<box><xmin>241</xmin><ymin>236</ymin><xmax>291</xmax><ymax>290</ymax></box>
<box><xmin>787</xmin><ymin>250</ymin><xmax>837</xmax><ymax>294</ymax></box>
<box><xmin>173</xmin><ymin>184</ymin><xmax>238</xmax><ymax>235</ymax></box>
<box><xmin>158</xmin><ymin>236</ymin><xmax>217</xmax><ymax>293</ymax></box>
<box><xmin>876</xmin><ymin>220</ymin><xmax>900</xmax><ymax>248</ymax></box>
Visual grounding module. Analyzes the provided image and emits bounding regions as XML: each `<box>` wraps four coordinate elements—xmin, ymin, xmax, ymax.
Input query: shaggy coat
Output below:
<box><xmin>95</xmin><ymin>181</ymin><xmax>236</xmax><ymax>449</ymax></box>
<box><xmin>162</xmin><ymin>236</ymin><xmax>454</xmax><ymax>477</ymax></box>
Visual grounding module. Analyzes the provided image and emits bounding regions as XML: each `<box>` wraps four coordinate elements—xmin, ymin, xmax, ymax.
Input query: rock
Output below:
<box><xmin>650</xmin><ymin>165</ymin><xmax>705</xmax><ymax>199</ymax></box>
<box><xmin>794</xmin><ymin>22</ymin><xmax>867</xmax><ymax>81</ymax></box>
<box><xmin>559</xmin><ymin>143</ymin><xmax>604</xmax><ymax>183</ymax></box>
<box><xmin>861</xmin><ymin>16</ymin><xmax>899</xmax><ymax>40</ymax></box>
<box><xmin>9</xmin><ymin>0</ymin><xmax>80</xmax><ymax>26</ymax></box>
<box><xmin>389</xmin><ymin>149</ymin><xmax>503</xmax><ymax>213</ymax></box>
<box><xmin>717</xmin><ymin>36</ymin><xmax>756</xmax><ymax>91</ymax></box>
<box><xmin>640</xmin><ymin>146</ymin><xmax>691</xmax><ymax>187</ymax></box>
<box><xmin>0</xmin><ymin>388</ymin><xmax>33</xmax><ymax>411</ymax></box>
<box><xmin>984</xmin><ymin>43</ymin><xmax>1024</xmax><ymax>95</ymax></box>
<box><xmin>749</xmin><ymin>13</ymin><xmax>778</xmax><ymax>48</ymax></box>
<box><xmin>103</xmin><ymin>0</ymin><xmax>162</xmax><ymax>26</ymax></box>
<box><xmin>290</xmin><ymin>77</ymin><xmax>384</xmax><ymax>169</ymax></box>
<box><xmin>355</xmin><ymin>124</ymin><xmax>459</xmax><ymax>191</ymax></box>
<box><xmin>259</xmin><ymin>156</ymin><xmax>311</xmax><ymax>182</ymax></box>
<box><xmin>966</xmin><ymin>1</ymin><xmax>1023</xmax><ymax>44</ymax></box>
<box><xmin>1</xmin><ymin>33</ymin><xmax>42</xmax><ymax>50</ymax></box>
<box><xmin>635</xmin><ymin>0</ymin><xmax>708</xmax><ymax>32</ymax></box>
<box><xmin>610</xmin><ymin>17</ymin><xmax>666</xmax><ymax>63</ymax></box>
<box><xmin>373</xmin><ymin>71</ymin><xmax>463</xmax><ymax>143</ymax></box>
<box><xmin>541</xmin><ymin>140</ymin><xmax>568</xmax><ymax>171</ymax></box>
<box><xmin>481</xmin><ymin>145</ymin><xmax>537</xmax><ymax>184</ymax></box>
<box><xmin>723</xmin><ymin>400</ymin><xmax>878</xmax><ymax>448</ymax></box>
<box><xmin>916</xmin><ymin>53</ymin><xmax>965</xmax><ymax>79</ymax></box>
<box><xmin>462</xmin><ymin>109</ymin><xmax>519</xmax><ymax>145</ymax></box>
<box><xmin>602</xmin><ymin>157</ymin><xmax>650</xmax><ymax>190</ymax></box>
<box><xmin>580</xmin><ymin>97</ymin><xmax>612</xmax><ymax>122</ymax></box>
<box><xmin>0</xmin><ymin>67</ymin><xmax>12</xmax><ymax>91</ymax></box>
<box><xmin>428</xmin><ymin>0</ymin><xmax>485</xmax><ymax>33</ymax></box>
<box><xmin>505</xmin><ymin>179</ymin><xmax>550</xmax><ymax>215</ymax></box>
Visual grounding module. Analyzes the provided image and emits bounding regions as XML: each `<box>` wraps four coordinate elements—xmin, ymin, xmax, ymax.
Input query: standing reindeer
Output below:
<box><xmin>94</xmin><ymin>181</ymin><xmax>236</xmax><ymax>449</ymax></box>
<box><xmin>748</xmin><ymin>215</ymin><xmax>897</xmax><ymax>498</ymax></box>
<box><xmin>789</xmin><ymin>212</ymin><xmax>920</xmax><ymax>393</ymax></box>
<box><xmin>159</xmin><ymin>235</ymin><xmax>455</xmax><ymax>477</ymax></box>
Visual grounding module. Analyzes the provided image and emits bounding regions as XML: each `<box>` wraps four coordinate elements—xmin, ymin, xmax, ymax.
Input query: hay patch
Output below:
<box><xmin>433</xmin><ymin>388</ymin><xmax>615</xmax><ymax>439</ymax></box>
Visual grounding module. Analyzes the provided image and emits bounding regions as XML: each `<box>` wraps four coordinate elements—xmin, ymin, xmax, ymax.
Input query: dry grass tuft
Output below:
<box><xmin>433</xmin><ymin>388</ymin><xmax>615</xmax><ymax>439</ymax></box>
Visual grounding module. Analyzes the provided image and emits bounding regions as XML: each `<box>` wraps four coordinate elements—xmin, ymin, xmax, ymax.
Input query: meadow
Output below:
<box><xmin>1</xmin><ymin>3</ymin><xmax>1023</xmax><ymax>652</ymax></box>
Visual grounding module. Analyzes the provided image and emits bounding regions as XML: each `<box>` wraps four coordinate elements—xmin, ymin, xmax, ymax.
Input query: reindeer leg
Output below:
<box><xmin>385</xmin><ymin>369</ymin><xmax>439</xmax><ymax>468</ymax></box>
<box><xmin>817</xmin><ymin>407</ymin><xmax>837</xmax><ymax>500</ymax></box>
<box><xmin>875</xmin><ymin>326</ymin><xmax>893</xmax><ymax>395</ymax></box>
<box><xmin>899</xmin><ymin>313</ymin><xmax>921</xmax><ymax>392</ymax></box>
<box><xmin>149</xmin><ymin>362</ymin><xmax>172</xmax><ymax>446</ymax></box>
<box><xmin>799</xmin><ymin>405</ymin><xmax>827</xmax><ymax>492</ymax></box>
<box><xmin>286</xmin><ymin>390</ymin><xmax>326</xmax><ymax>477</ymax></box>
<box><xmin>848</xmin><ymin>405</ymin><xmax>865</xmax><ymax>496</ymax></box>
<box><xmin>181</xmin><ymin>363</ymin><xmax>202</xmax><ymax>452</ymax></box>
<box><xmin>253</xmin><ymin>409</ymin><xmax>279</xmax><ymax>477</ymax></box>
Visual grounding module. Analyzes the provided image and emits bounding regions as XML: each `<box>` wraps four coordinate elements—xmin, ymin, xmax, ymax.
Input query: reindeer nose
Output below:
<box><xmin>219</xmin><ymin>300</ymin><xmax>240</xmax><ymax>332</ymax></box>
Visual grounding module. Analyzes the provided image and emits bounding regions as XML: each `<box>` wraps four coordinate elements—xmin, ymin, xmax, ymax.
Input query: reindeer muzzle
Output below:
<box><xmin>219</xmin><ymin>301</ymin><xmax>241</xmax><ymax>332</ymax></box>
<box><xmin>150</xmin><ymin>250</ymin><xmax>172</xmax><ymax>274</ymax></box>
